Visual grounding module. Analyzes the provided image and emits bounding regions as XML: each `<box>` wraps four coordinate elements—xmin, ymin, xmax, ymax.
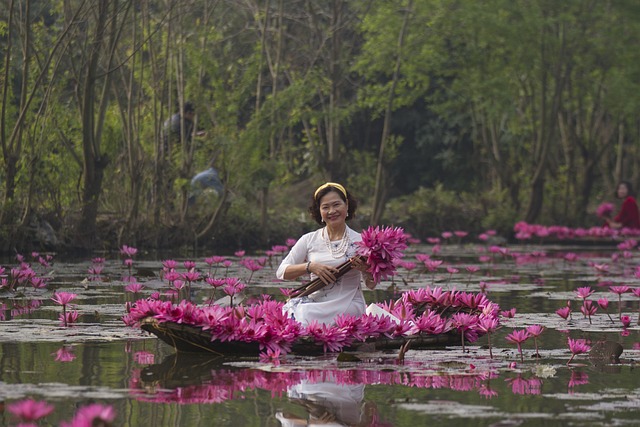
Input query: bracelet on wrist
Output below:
<box><xmin>306</xmin><ymin>261</ymin><xmax>311</xmax><ymax>274</ymax></box>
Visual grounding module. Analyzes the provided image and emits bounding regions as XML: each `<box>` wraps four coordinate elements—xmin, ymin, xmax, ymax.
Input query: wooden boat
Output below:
<box><xmin>140</xmin><ymin>317</ymin><xmax>461</xmax><ymax>357</ymax></box>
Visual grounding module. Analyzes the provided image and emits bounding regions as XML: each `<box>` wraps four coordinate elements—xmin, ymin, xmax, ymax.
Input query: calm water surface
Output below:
<box><xmin>1</xmin><ymin>243</ymin><xmax>639</xmax><ymax>426</ymax></box>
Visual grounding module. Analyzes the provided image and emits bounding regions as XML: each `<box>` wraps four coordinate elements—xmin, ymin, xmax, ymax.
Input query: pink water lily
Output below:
<box><xmin>305</xmin><ymin>321</ymin><xmax>350</xmax><ymax>353</ymax></box>
<box><xmin>52</xmin><ymin>292</ymin><xmax>77</xmax><ymax>327</ymax></box>
<box><xmin>567</xmin><ymin>337</ymin><xmax>591</xmax><ymax>365</ymax></box>
<box><xmin>451</xmin><ymin>312</ymin><xmax>478</xmax><ymax>353</ymax></box>
<box><xmin>240</xmin><ymin>258</ymin><xmax>264</xmax><ymax>284</ymax></box>
<box><xmin>563</xmin><ymin>252</ymin><xmax>579</xmax><ymax>262</ymax></box>
<box><xmin>162</xmin><ymin>259</ymin><xmax>178</xmax><ymax>271</ymax></box>
<box><xmin>580</xmin><ymin>300</ymin><xmax>597</xmax><ymax>324</ymax></box>
<box><xmin>500</xmin><ymin>308</ymin><xmax>516</xmax><ymax>318</ymax></box>
<box><xmin>424</xmin><ymin>259</ymin><xmax>443</xmax><ymax>271</ymax></box>
<box><xmin>556</xmin><ymin>306</ymin><xmax>571</xmax><ymax>320</ymax></box>
<box><xmin>125</xmin><ymin>282</ymin><xmax>144</xmax><ymax>293</ymax></box>
<box><xmin>59</xmin><ymin>310</ymin><xmax>79</xmax><ymax>327</ymax></box>
<box><xmin>621</xmin><ymin>315</ymin><xmax>631</xmax><ymax>328</ymax></box>
<box><xmin>477</xmin><ymin>316</ymin><xmax>500</xmax><ymax>358</ymax></box>
<box><xmin>52</xmin><ymin>291</ymin><xmax>76</xmax><ymax>306</ymax></box>
<box><xmin>610</xmin><ymin>285</ymin><xmax>630</xmax><ymax>319</ymax></box>
<box><xmin>575</xmin><ymin>287</ymin><xmax>594</xmax><ymax>299</ymax></box>
<box><xmin>596</xmin><ymin>202</ymin><xmax>614</xmax><ymax>218</ymax></box>
<box><xmin>597</xmin><ymin>297</ymin><xmax>615</xmax><ymax>323</ymax></box>
<box><xmin>223</xmin><ymin>278</ymin><xmax>246</xmax><ymax>307</ymax></box>
<box><xmin>592</xmin><ymin>263</ymin><xmax>610</xmax><ymax>274</ymax></box>
<box><xmin>505</xmin><ymin>329</ymin><xmax>530</xmax><ymax>362</ymax></box>
<box><xmin>526</xmin><ymin>325</ymin><xmax>545</xmax><ymax>358</ymax></box>
<box><xmin>183</xmin><ymin>260</ymin><xmax>196</xmax><ymax>271</ymax></box>
<box><xmin>120</xmin><ymin>244</ymin><xmax>138</xmax><ymax>257</ymax></box>
<box><xmin>7</xmin><ymin>398</ymin><xmax>54</xmax><ymax>422</ymax></box>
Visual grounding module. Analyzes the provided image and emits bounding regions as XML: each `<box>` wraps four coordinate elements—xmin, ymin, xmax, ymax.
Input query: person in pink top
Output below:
<box><xmin>606</xmin><ymin>181</ymin><xmax>640</xmax><ymax>229</ymax></box>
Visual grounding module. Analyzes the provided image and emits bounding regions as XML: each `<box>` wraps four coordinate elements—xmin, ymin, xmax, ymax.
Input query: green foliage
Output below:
<box><xmin>2</xmin><ymin>0</ymin><xmax>640</xmax><ymax>252</ymax></box>
<box><xmin>478</xmin><ymin>189</ymin><xmax>520</xmax><ymax>236</ymax></box>
<box><xmin>207</xmin><ymin>195</ymin><xmax>307</xmax><ymax>251</ymax></box>
<box><xmin>383</xmin><ymin>184</ymin><xmax>485</xmax><ymax>238</ymax></box>
<box><xmin>353</xmin><ymin>0</ymin><xmax>432</xmax><ymax>116</ymax></box>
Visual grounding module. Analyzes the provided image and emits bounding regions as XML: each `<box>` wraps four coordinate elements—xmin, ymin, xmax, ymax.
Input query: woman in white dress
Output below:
<box><xmin>277</xmin><ymin>182</ymin><xmax>377</xmax><ymax>326</ymax></box>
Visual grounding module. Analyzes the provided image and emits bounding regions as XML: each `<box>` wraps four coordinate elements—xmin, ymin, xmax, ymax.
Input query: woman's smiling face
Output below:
<box><xmin>319</xmin><ymin>190</ymin><xmax>348</xmax><ymax>226</ymax></box>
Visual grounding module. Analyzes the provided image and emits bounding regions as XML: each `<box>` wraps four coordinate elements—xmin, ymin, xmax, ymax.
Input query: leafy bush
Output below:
<box><xmin>383</xmin><ymin>184</ymin><xmax>486</xmax><ymax>239</ymax></box>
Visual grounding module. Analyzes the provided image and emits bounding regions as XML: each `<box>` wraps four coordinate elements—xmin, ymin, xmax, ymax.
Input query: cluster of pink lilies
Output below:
<box><xmin>124</xmin><ymin>286</ymin><xmax>500</xmax><ymax>358</ymax></box>
<box><xmin>514</xmin><ymin>221</ymin><xmax>640</xmax><ymax>240</ymax></box>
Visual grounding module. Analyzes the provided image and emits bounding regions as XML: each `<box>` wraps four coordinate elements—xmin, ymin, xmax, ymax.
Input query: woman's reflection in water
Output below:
<box><xmin>276</xmin><ymin>378</ymin><xmax>381</xmax><ymax>427</ymax></box>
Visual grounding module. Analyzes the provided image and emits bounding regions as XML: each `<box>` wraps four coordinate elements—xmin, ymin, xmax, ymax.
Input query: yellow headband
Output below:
<box><xmin>314</xmin><ymin>182</ymin><xmax>347</xmax><ymax>200</ymax></box>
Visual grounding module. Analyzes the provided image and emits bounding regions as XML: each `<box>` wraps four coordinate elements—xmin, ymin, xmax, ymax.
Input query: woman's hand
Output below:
<box><xmin>606</xmin><ymin>218</ymin><xmax>622</xmax><ymax>229</ymax></box>
<box><xmin>350</xmin><ymin>256</ymin><xmax>377</xmax><ymax>289</ymax></box>
<box><xmin>350</xmin><ymin>256</ymin><xmax>369</xmax><ymax>273</ymax></box>
<box><xmin>308</xmin><ymin>262</ymin><xmax>339</xmax><ymax>285</ymax></box>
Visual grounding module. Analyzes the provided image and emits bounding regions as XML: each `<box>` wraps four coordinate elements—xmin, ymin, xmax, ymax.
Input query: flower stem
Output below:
<box><xmin>488</xmin><ymin>333</ymin><xmax>493</xmax><ymax>359</ymax></box>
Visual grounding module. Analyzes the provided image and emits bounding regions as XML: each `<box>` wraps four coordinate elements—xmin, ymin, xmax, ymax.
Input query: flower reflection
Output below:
<box><xmin>478</xmin><ymin>384</ymin><xmax>498</xmax><ymax>399</ymax></box>
<box><xmin>505</xmin><ymin>375</ymin><xmax>542</xmax><ymax>395</ymax></box>
<box><xmin>568</xmin><ymin>370</ymin><xmax>589</xmax><ymax>393</ymax></box>
<box><xmin>134</xmin><ymin>351</ymin><xmax>155</xmax><ymax>365</ymax></box>
<box><xmin>60</xmin><ymin>403</ymin><xmax>116</xmax><ymax>427</ymax></box>
<box><xmin>130</xmin><ymin>357</ymin><xmax>500</xmax><ymax>406</ymax></box>
<box><xmin>53</xmin><ymin>346</ymin><xmax>76</xmax><ymax>362</ymax></box>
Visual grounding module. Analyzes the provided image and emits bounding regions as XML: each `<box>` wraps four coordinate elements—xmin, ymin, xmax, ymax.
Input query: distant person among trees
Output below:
<box><xmin>604</xmin><ymin>181</ymin><xmax>640</xmax><ymax>229</ymax></box>
<box><xmin>163</xmin><ymin>101</ymin><xmax>206</xmax><ymax>151</ymax></box>
<box><xmin>161</xmin><ymin>101</ymin><xmax>208</xmax><ymax>208</ymax></box>
<box><xmin>189</xmin><ymin>155</ymin><xmax>224</xmax><ymax>204</ymax></box>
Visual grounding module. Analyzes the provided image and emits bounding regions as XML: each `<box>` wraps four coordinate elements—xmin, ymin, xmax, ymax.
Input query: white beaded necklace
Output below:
<box><xmin>324</xmin><ymin>227</ymin><xmax>349</xmax><ymax>259</ymax></box>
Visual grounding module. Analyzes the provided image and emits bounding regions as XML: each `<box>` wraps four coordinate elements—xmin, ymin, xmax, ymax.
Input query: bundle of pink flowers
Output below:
<box><xmin>124</xmin><ymin>286</ymin><xmax>500</xmax><ymax>356</ymax></box>
<box><xmin>356</xmin><ymin>225</ymin><xmax>408</xmax><ymax>282</ymax></box>
<box><xmin>596</xmin><ymin>202</ymin><xmax>614</xmax><ymax>218</ymax></box>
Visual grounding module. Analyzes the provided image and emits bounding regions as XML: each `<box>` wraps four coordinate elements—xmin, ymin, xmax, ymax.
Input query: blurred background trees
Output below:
<box><xmin>1</xmin><ymin>0</ymin><xmax>638</xmax><ymax>253</ymax></box>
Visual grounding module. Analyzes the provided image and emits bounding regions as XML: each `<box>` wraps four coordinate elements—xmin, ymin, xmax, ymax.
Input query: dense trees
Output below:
<box><xmin>0</xmin><ymin>0</ymin><xmax>638</xmax><ymax>253</ymax></box>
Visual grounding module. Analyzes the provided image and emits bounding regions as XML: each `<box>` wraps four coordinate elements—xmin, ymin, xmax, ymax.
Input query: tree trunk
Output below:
<box><xmin>371</xmin><ymin>0</ymin><xmax>413</xmax><ymax>225</ymax></box>
<box><xmin>77</xmin><ymin>0</ymin><xmax>131</xmax><ymax>249</ymax></box>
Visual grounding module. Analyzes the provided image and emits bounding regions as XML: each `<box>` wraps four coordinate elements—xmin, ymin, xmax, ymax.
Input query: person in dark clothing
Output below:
<box><xmin>163</xmin><ymin>101</ymin><xmax>197</xmax><ymax>150</ymax></box>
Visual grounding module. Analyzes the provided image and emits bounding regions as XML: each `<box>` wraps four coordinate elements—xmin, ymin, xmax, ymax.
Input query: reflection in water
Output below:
<box><xmin>52</xmin><ymin>345</ymin><xmax>76</xmax><ymax>362</ymax></box>
<box><xmin>276</xmin><ymin>379</ymin><xmax>376</xmax><ymax>427</ymax></box>
<box><xmin>568</xmin><ymin>370</ymin><xmax>589</xmax><ymax>393</ymax></box>
<box><xmin>128</xmin><ymin>352</ymin><xmax>621</xmax><ymax>424</ymax></box>
<box><xmin>132</xmin><ymin>353</ymin><xmax>523</xmax><ymax>426</ymax></box>
<box><xmin>505</xmin><ymin>374</ymin><xmax>542</xmax><ymax>395</ymax></box>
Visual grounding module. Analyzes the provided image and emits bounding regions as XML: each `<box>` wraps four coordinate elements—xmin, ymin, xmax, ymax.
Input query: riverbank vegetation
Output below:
<box><xmin>1</xmin><ymin>1</ymin><xmax>639</xmax><ymax>254</ymax></box>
